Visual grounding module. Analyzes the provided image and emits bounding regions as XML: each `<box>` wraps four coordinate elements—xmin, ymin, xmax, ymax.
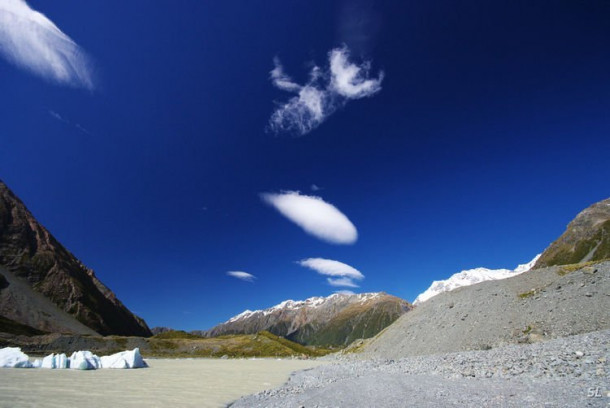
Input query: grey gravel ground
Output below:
<box><xmin>362</xmin><ymin>262</ymin><xmax>610</xmax><ymax>359</ymax></box>
<box><xmin>230</xmin><ymin>329</ymin><xmax>610</xmax><ymax>407</ymax></box>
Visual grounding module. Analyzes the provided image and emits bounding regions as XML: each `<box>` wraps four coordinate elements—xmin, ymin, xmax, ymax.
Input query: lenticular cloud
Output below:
<box><xmin>298</xmin><ymin>258</ymin><xmax>364</xmax><ymax>288</ymax></box>
<box><xmin>261</xmin><ymin>191</ymin><xmax>358</xmax><ymax>244</ymax></box>
<box><xmin>227</xmin><ymin>271</ymin><xmax>256</xmax><ymax>282</ymax></box>
<box><xmin>0</xmin><ymin>0</ymin><xmax>94</xmax><ymax>89</ymax></box>
<box><xmin>268</xmin><ymin>46</ymin><xmax>383</xmax><ymax>136</ymax></box>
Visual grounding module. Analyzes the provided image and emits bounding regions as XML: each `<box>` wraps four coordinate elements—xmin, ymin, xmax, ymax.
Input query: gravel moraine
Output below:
<box><xmin>229</xmin><ymin>329</ymin><xmax>610</xmax><ymax>407</ymax></box>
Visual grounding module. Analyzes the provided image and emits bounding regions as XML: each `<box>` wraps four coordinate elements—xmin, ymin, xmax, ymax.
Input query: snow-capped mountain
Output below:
<box><xmin>413</xmin><ymin>254</ymin><xmax>541</xmax><ymax>305</ymax></box>
<box><xmin>226</xmin><ymin>292</ymin><xmax>383</xmax><ymax>323</ymax></box>
<box><xmin>197</xmin><ymin>292</ymin><xmax>411</xmax><ymax>346</ymax></box>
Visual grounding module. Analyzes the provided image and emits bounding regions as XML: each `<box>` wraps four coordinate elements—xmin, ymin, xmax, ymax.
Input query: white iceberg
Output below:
<box><xmin>100</xmin><ymin>348</ymin><xmax>147</xmax><ymax>369</ymax></box>
<box><xmin>69</xmin><ymin>350</ymin><xmax>102</xmax><ymax>370</ymax></box>
<box><xmin>0</xmin><ymin>347</ymin><xmax>33</xmax><ymax>368</ymax></box>
<box><xmin>0</xmin><ymin>347</ymin><xmax>147</xmax><ymax>370</ymax></box>
<box><xmin>39</xmin><ymin>353</ymin><xmax>69</xmax><ymax>369</ymax></box>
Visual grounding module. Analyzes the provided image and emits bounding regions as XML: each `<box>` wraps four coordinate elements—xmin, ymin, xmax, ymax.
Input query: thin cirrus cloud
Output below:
<box><xmin>0</xmin><ymin>0</ymin><xmax>94</xmax><ymax>89</ymax></box>
<box><xmin>226</xmin><ymin>271</ymin><xmax>256</xmax><ymax>282</ymax></box>
<box><xmin>268</xmin><ymin>45</ymin><xmax>383</xmax><ymax>136</ymax></box>
<box><xmin>298</xmin><ymin>257</ymin><xmax>364</xmax><ymax>288</ymax></box>
<box><xmin>334</xmin><ymin>290</ymin><xmax>355</xmax><ymax>296</ymax></box>
<box><xmin>260</xmin><ymin>191</ymin><xmax>357</xmax><ymax>245</ymax></box>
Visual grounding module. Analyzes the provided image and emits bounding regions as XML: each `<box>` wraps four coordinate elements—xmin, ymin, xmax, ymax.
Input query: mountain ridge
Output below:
<box><xmin>534</xmin><ymin>197</ymin><xmax>610</xmax><ymax>268</ymax></box>
<box><xmin>198</xmin><ymin>292</ymin><xmax>410</xmax><ymax>346</ymax></box>
<box><xmin>0</xmin><ymin>180</ymin><xmax>151</xmax><ymax>337</ymax></box>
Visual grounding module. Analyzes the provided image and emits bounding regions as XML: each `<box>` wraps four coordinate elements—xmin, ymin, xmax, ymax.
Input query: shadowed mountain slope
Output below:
<box><xmin>0</xmin><ymin>180</ymin><xmax>151</xmax><ymax>337</ymax></box>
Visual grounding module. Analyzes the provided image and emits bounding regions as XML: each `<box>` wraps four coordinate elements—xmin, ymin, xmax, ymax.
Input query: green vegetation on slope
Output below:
<box><xmin>2</xmin><ymin>331</ymin><xmax>335</xmax><ymax>358</ymax></box>
<box><xmin>152</xmin><ymin>330</ymin><xmax>203</xmax><ymax>340</ymax></box>
<box><xmin>537</xmin><ymin>219</ymin><xmax>610</xmax><ymax>267</ymax></box>
<box><xmin>290</xmin><ymin>300</ymin><xmax>407</xmax><ymax>347</ymax></box>
<box><xmin>146</xmin><ymin>331</ymin><xmax>334</xmax><ymax>358</ymax></box>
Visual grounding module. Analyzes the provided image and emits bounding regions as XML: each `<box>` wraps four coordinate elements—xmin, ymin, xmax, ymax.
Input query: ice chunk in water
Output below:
<box><xmin>0</xmin><ymin>347</ymin><xmax>33</xmax><ymax>368</ymax></box>
<box><xmin>100</xmin><ymin>348</ymin><xmax>147</xmax><ymax>369</ymax></box>
<box><xmin>0</xmin><ymin>347</ymin><xmax>147</xmax><ymax>370</ymax></box>
<box><xmin>69</xmin><ymin>351</ymin><xmax>102</xmax><ymax>370</ymax></box>
<box><xmin>41</xmin><ymin>353</ymin><xmax>69</xmax><ymax>369</ymax></box>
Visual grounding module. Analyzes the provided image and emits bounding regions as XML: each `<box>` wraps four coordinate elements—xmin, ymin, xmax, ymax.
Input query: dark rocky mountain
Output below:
<box><xmin>0</xmin><ymin>180</ymin><xmax>151</xmax><ymax>337</ymax></box>
<box><xmin>535</xmin><ymin>197</ymin><xmax>610</xmax><ymax>268</ymax></box>
<box><xmin>198</xmin><ymin>292</ymin><xmax>411</xmax><ymax>346</ymax></box>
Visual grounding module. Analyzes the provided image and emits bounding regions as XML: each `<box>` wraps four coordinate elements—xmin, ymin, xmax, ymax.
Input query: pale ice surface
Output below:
<box><xmin>0</xmin><ymin>358</ymin><xmax>325</xmax><ymax>408</ymax></box>
<box><xmin>100</xmin><ymin>348</ymin><xmax>147</xmax><ymax>369</ymax></box>
<box><xmin>40</xmin><ymin>353</ymin><xmax>68</xmax><ymax>369</ymax></box>
<box><xmin>0</xmin><ymin>347</ymin><xmax>147</xmax><ymax>370</ymax></box>
<box><xmin>0</xmin><ymin>347</ymin><xmax>32</xmax><ymax>368</ymax></box>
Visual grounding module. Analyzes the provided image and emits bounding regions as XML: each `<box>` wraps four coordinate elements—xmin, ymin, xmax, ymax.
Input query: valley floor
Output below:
<box><xmin>0</xmin><ymin>358</ymin><xmax>324</xmax><ymax>408</ymax></box>
<box><xmin>230</xmin><ymin>329</ymin><xmax>610</xmax><ymax>407</ymax></box>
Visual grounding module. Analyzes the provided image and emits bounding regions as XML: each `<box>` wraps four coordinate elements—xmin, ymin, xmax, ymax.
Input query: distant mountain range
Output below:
<box><xmin>196</xmin><ymin>292</ymin><xmax>411</xmax><ymax>346</ymax></box>
<box><xmin>0</xmin><ymin>180</ymin><xmax>151</xmax><ymax>337</ymax></box>
<box><xmin>2</xmin><ymin>175</ymin><xmax>607</xmax><ymax>357</ymax></box>
<box><xmin>413</xmin><ymin>254</ymin><xmax>541</xmax><ymax>304</ymax></box>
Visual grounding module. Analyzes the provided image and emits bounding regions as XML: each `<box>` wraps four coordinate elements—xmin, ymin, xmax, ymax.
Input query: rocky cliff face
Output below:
<box><xmin>0</xmin><ymin>180</ymin><xmax>151</xmax><ymax>337</ymax></box>
<box><xmin>535</xmin><ymin>198</ymin><xmax>610</xmax><ymax>268</ymax></box>
<box><xmin>199</xmin><ymin>292</ymin><xmax>411</xmax><ymax>346</ymax></box>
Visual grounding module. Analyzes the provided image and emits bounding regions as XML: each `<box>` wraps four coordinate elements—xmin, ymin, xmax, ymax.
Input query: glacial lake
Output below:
<box><xmin>0</xmin><ymin>358</ymin><xmax>325</xmax><ymax>407</ymax></box>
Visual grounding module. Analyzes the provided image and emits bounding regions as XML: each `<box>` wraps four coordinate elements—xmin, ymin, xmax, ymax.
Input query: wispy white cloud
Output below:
<box><xmin>310</xmin><ymin>184</ymin><xmax>321</xmax><ymax>191</ymax></box>
<box><xmin>0</xmin><ymin>0</ymin><xmax>94</xmax><ymax>89</ymax></box>
<box><xmin>227</xmin><ymin>271</ymin><xmax>256</xmax><ymax>282</ymax></box>
<box><xmin>48</xmin><ymin>110</ymin><xmax>68</xmax><ymax>124</ymax></box>
<box><xmin>327</xmin><ymin>277</ymin><xmax>359</xmax><ymax>288</ymax></box>
<box><xmin>334</xmin><ymin>289</ymin><xmax>355</xmax><ymax>295</ymax></box>
<box><xmin>329</xmin><ymin>48</ymin><xmax>383</xmax><ymax>98</ymax></box>
<box><xmin>269</xmin><ymin>57</ymin><xmax>301</xmax><ymax>92</ymax></box>
<box><xmin>48</xmin><ymin>109</ymin><xmax>92</xmax><ymax>135</ymax></box>
<box><xmin>268</xmin><ymin>46</ymin><xmax>383</xmax><ymax>136</ymax></box>
<box><xmin>298</xmin><ymin>257</ymin><xmax>364</xmax><ymax>288</ymax></box>
<box><xmin>261</xmin><ymin>191</ymin><xmax>357</xmax><ymax>244</ymax></box>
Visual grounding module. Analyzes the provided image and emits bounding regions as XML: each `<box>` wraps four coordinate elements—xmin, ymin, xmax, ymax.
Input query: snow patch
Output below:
<box><xmin>413</xmin><ymin>254</ymin><xmax>541</xmax><ymax>305</ymax></box>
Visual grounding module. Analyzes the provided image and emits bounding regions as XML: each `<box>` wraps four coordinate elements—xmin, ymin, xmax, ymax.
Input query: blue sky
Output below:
<box><xmin>1</xmin><ymin>0</ymin><xmax>609</xmax><ymax>331</ymax></box>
